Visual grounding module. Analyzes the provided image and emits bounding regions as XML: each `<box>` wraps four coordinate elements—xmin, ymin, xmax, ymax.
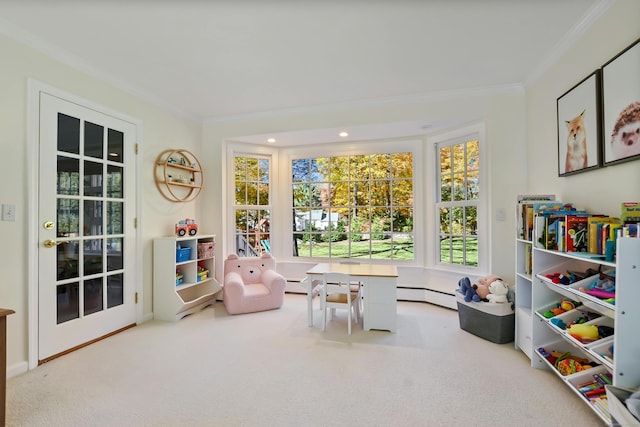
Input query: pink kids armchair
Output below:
<box><xmin>223</xmin><ymin>253</ymin><xmax>286</xmax><ymax>315</ymax></box>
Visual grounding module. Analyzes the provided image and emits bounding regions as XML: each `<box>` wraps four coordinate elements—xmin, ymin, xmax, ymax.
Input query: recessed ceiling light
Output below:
<box><xmin>267</xmin><ymin>138</ymin><xmax>276</xmax><ymax>143</ymax></box>
<box><xmin>339</xmin><ymin>131</ymin><xmax>349</xmax><ymax>138</ymax></box>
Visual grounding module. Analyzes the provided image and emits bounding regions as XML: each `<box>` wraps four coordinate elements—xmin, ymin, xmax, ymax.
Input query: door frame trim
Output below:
<box><xmin>26</xmin><ymin>79</ymin><xmax>143</xmax><ymax>370</ymax></box>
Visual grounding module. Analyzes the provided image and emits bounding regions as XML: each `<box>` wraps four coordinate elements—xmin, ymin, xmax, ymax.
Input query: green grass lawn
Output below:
<box><xmin>296</xmin><ymin>236</ymin><xmax>476</xmax><ymax>266</ymax></box>
<box><xmin>296</xmin><ymin>238</ymin><xmax>414</xmax><ymax>260</ymax></box>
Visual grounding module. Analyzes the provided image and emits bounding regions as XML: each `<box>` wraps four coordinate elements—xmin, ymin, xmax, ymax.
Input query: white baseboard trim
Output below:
<box><xmin>7</xmin><ymin>361</ymin><xmax>29</xmax><ymax>379</ymax></box>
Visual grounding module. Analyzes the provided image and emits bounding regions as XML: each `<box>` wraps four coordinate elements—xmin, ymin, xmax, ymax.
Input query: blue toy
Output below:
<box><xmin>458</xmin><ymin>277</ymin><xmax>480</xmax><ymax>302</ymax></box>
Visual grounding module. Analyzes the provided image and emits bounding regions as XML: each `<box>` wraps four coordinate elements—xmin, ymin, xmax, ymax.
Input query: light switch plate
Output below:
<box><xmin>2</xmin><ymin>204</ymin><xmax>16</xmax><ymax>221</ymax></box>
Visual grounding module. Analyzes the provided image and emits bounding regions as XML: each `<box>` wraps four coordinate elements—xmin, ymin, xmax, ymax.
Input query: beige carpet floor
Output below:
<box><xmin>7</xmin><ymin>294</ymin><xmax>604</xmax><ymax>426</ymax></box>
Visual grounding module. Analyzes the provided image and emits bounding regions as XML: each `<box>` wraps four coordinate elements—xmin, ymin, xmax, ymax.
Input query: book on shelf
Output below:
<box><xmin>524</xmin><ymin>243</ymin><xmax>532</xmax><ymax>275</ymax></box>
<box><xmin>621</xmin><ymin>201</ymin><xmax>640</xmax><ymax>223</ymax></box>
<box><xmin>528</xmin><ymin>203</ymin><xmax>570</xmax><ymax>245</ymax></box>
<box><xmin>587</xmin><ymin>216</ymin><xmax>621</xmax><ymax>255</ymax></box>
<box><xmin>539</xmin><ymin>212</ymin><xmax>567</xmax><ymax>250</ymax></box>
<box><xmin>516</xmin><ymin>195</ymin><xmax>556</xmax><ymax>240</ymax></box>
<box><xmin>565</xmin><ymin>214</ymin><xmax>589</xmax><ymax>252</ymax></box>
<box><xmin>621</xmin><ymin>202</ymin><xmax>640</xmax><ymax>238</ymax></box>
<box><xmin>532</xmin><ymin>204</ymin><xmax>581</xmax><ymax>249</ymax></box>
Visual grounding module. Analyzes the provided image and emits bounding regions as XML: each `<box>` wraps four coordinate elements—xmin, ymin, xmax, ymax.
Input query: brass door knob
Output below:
<box><xmin>43</xmin><ymin>239</ymin><xmax>62</xmax><ymax>248</ymax></box>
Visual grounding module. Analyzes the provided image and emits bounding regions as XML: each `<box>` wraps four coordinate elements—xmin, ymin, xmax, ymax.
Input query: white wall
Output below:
<box><xmin>526</xmin><ymin>0</ymin><xmax>640</xmax><ymax>215</ymax></box>
<box><xmin>0</xmin><ymin>33</ymin><xmax>202</xmax><ymax>372</ymax></box>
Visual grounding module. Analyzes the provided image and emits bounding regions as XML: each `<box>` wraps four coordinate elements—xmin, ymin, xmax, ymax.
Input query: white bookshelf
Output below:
<box><xmin>153</xmin><ymin>234</ymin><xmax>220</xmax><ymax>321</ymax></box>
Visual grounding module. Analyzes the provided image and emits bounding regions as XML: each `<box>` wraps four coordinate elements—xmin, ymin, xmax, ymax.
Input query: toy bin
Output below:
<box><xmin>456</xmin><ymin>291</ymin><xmax>515</xmax><ymax>344</ymax></box>
<box><xmin>176</xmin><ymin>247</ymin><xmax>191</xmax><ymax>263</ymax></box>
<box><xmin>605</xmin><ymin>385</ymin><xmax>640</xmax><ymax>426</ymax></box>
<box><xmin>197</xmin><ymin>242</ymin><xmax>214</xmax><ymax>259</ymax></box>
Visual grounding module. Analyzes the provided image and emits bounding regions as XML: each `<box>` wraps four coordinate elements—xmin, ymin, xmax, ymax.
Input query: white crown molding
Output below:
<box><xmin>0</xmin><ymin>18</ymin><xmax>201</xmax><ymax>123</ymax></box>
<box><xmin>524</xmin><ymin>0</ymin><xmax>615</xmax><ymax>88</ymax></box>
<box><xmin>203</xmin><ymin>83</ymin><xmax>525</xmax><ymax>126</ymax></box>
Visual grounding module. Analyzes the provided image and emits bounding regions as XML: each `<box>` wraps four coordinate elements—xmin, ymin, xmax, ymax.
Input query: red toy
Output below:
<box><xmin>176</xmin><ymin>218</ymin><xmax>198</xmax><ymax>237</ymax></box>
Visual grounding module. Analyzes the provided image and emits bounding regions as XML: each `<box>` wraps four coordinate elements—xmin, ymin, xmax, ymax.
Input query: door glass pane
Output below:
<box><xmin>57</xmin><ymin>156</ymin><xmax>79</xmax><ymax>196</ymax></box>
<box><xmin>84</xmin><ymin>239</ymin><xmax>103</xmax><ymax>275</ymax></box>
<box><xmin>107</xmin><ymin>238</ymin><xmax>123</xmax><ymax>271</ymax></box>
<box><xmin>107</xmin><ymin>202</ymin><xmax>123</xmax><ymax>234</ymax></box>
<box><xmin>57</xmin><ymin>199</ymin><xmax>79</xmax><ymax>238</ymax></box>
<box><xmin>107</xmin><ymin>129</ymin><xmax>124</xmax><ymax>164</ymax></box>
<box><xmin>57</xmin><ymin>282</ymin><xmax>79</xmax><ymax>324</ymax></box>
<box><xmin>107</xmin><ymin>273</ymin><xmax>124</xmax><ymax>308</ymax></box>
<box><xmin>84</xmin><ymin>160</ymin><xmax>103</xmax><ymax>197</ymax></box>
<box><xmin>84</xmin><ymin>200</ymin><xmax>103</xmax><ymax>236</ymax></box>
<box><xmin>57</xmin><ymin>113</ymin><xmax>80</xmax><ymax>154</ymax></box>
<box><xmin>107</xmin><ymin>165</ymin><xmax>123</xmax><ymax>198</ymax></box>
<box><xmin>84</xmin><ymin>121</ymin><xmax>104</xmax><ymax>159</ymax></box>
<box><xmin>57</xmin><ymin>241</ymin><xmax>79</xmax><ymax>280</ymax></box>
<box><xmin>84</xmin><ymin>277</ymin><xmax>103</xmax><ymax>316</ymax></box>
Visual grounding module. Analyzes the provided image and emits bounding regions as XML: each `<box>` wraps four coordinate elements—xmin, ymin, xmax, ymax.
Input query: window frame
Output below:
<box><xmin>428</xmin><ymin>124</ymin><xmax>487</xmax><ymax>273</ymax></box>
<box><xmin>282</xmin><ymin>138</ymin><xmax>423</xmax><ymax>265</ymax></box>
<box><xmin>226</xmin><ymin>143</ymin><xmax>277</xmax><ymax>258</ymax></box>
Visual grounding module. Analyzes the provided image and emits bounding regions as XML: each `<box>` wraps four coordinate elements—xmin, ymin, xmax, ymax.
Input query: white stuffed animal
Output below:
<box><xmin>486</xmin><ymin>280</ymin><xmax>509</xmax><ymax>303</ymax></box>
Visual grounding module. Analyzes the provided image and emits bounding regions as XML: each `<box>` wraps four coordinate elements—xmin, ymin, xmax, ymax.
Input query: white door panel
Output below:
<box><xmin>38</xmin><ymin>93</ymin><xmax>137</xmax><ymax>361</ymax></box>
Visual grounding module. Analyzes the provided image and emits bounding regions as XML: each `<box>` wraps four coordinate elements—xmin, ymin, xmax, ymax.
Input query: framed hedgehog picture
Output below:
<box><xmin>602</xmin><ymin>36</ymin><xmax>640</xmax><ymax>166</ymax></box>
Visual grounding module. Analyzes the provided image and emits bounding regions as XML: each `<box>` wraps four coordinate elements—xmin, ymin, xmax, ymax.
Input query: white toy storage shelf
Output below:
<box><xmin>153</xmin><ymin>234</ymin><xmax>220</xmax><ymax>321</ymax></box>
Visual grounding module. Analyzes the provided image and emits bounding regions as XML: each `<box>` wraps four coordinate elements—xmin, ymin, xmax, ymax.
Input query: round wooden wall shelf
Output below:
<box><xmin>154</xmin><ymin>149</ymin><xmax>203</xmax><ymax>202</ymax></box>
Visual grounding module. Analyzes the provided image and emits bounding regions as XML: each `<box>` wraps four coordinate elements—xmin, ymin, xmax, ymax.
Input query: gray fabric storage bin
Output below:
<box><xmin>456</xmin><ymin>292</ymin><xmax>515</xmax><ymax>344</ymax></box>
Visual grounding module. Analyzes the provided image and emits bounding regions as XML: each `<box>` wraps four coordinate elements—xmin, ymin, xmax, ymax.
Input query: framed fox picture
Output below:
<box><xmin>556</xmin><ymin>70</ymin><xmax>602</xmax><ymax>177</ymax></box>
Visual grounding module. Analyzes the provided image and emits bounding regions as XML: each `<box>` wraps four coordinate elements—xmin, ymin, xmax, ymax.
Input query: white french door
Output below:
<box><xmin>38</xmin><ymin>92</ymin><xmax>137</xmax><ymax>361</ymax></box>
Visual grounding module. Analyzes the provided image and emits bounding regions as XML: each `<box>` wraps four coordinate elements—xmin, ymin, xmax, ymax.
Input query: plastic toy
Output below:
<box><xmin>197</xmin><ymin>262</ymin><xmax>209</xmax><ymax>282</ymax></box>
<box><xmin>458</xmin><ymin>277</ymin><xmax>480</xmax><ymax>303</ymax></box>
<box><xmin>560</xmin><ymin>299</ymin><xmax>575</xmax><ymax>311</ymax></box>
<box><xmin>176</xmin><ymin>218</ymin><xmax>198</xmax><ymax>237</ymax></box>
<box><xmin>538</xmin><ymin>347</ymin><xmax>593</xmax><ymax>370</ymax></box>
<box><xmin>543</xmin><ymin>299</ymin><xmax>578</xmax><ymax>318</ymax></box>
<box><xmin>545</xmin><ymin>273</ymin><xmax>571</xmax><ymax>285</ymax></box>
<box><xmin>556</xmin><ymin>358</ymin><xmax>592</xmax><ymax>375</ymax></box>
<box><xmin>549</xmin><ymin>317</ymin><xmax>566</xmax><ymax>329</ymax></box>
<box><xmin>567</xmin><ymin>323</ymin><xmax>599</xmax><ymax>343</ymax></box>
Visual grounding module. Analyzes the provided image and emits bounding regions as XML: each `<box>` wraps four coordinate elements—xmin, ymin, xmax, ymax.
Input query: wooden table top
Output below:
<box><xmin>306</xmin><ymin>263</ymin><xmax>398</xmax><ymax>278</ymax></box>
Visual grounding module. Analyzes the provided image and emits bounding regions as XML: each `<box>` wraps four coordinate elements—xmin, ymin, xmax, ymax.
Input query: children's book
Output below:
<box><xmin>516</xmin><ymin>195</ymin><xmax>556</xmax><ymax>240</ymax></box>
<box><xmin>587</xmin><ymin>216</ymin><xmax>619</xmax><ymax>254</ymax></box>
<box><xmin>566</xmin><ymin>215</ymin><xmax>589</xmax><ymax>252</ymax></box>
<box><xmin>621</xmin><ymin>202</ymin><xmax>640</xmax><ymax>224</ymax></box>
<box><xmin>532</xmin><ymin>204</ymin><xmax>578</xmax><ymax>249</ymax></box>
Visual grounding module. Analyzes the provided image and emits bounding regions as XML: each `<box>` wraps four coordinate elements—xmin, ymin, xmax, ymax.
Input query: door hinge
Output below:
<box><xmin>134</xmin><ymin>217</ymin><xmax>138</xmax><ymax>229</ymax></box>
<box><xmin>135</xmin><ymin>292</ymin><xmax>139</xmax><ymax>304</ymax></box>
<box><xmin>135</xmin><ymin>143</ymin><xmax>139</xmax><ymax>155</ymax></box>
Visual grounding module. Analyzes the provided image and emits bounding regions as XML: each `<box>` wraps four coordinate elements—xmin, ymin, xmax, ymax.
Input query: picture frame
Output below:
<box><xmin>601</xmin><ymin>36</ymin><xmax>640</xmax><ymax>166</ymax></box>
<box><xmin>556</xmin><ymin>70</ymin><xmax>602</xmax><ymax>176</ymax></box>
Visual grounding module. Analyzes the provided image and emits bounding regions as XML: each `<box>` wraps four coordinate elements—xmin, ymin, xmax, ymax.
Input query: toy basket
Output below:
<box><xmin>197</xmin><ymin>242</ymin><xmax>214</xmax><ymax>259</ymax></box>
<box><xmin>176</xmin><ymin>247</ymin><xmax>191</xmax><ymax>263</ymax></box>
